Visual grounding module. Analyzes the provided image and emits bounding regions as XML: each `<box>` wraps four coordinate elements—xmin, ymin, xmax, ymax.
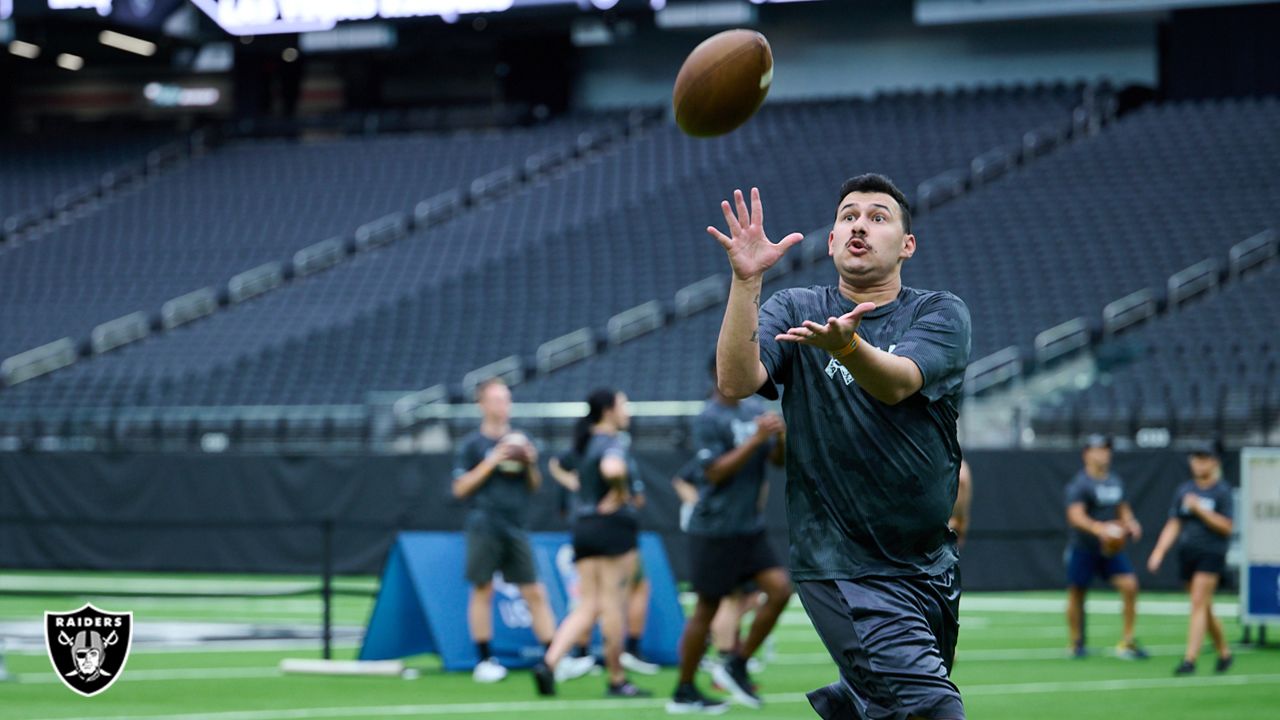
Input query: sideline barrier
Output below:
<box><xmin>359</xmin><ymin>531</ymin><xmax>682</xmax><ymax>671</ymax></box>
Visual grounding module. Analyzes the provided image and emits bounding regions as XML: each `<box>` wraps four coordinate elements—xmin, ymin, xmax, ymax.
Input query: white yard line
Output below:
<box><xmin>0</xmin><ymin>575</ymin><xmax>372</xmax><ymax>596</ymax></box>
<box><xmin>17</xmin><ymin>667</ymin><xmax>283</xmax><ymax>684</ymax></box>
<box><xmin>8</xmin><ymin>640</ymin><xmax>361</xmax><ymax>656</ymax></box>
<box><xmin>959</xmin><ymin>596</ymin><xmax>1239</xmax><ymax>616</ymax></box>
<box><xmin>767</xmin><ymin>644</ymin><xmax>1257</xmax><ymax>665</ymax></box>
<box><xmin>23</xmin><ymin>675</ymin><xmax>1280</xmax><ymax>720</ymax></box>
<box><xmin>6</xmin><ymin>644</ymin><xmax>1263</xmax><ymax>686</ymax></box>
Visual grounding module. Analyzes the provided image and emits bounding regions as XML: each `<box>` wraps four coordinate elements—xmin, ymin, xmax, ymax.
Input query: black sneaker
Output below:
<box><xmin>1215</xmin><ymin>655</ymin><xmax>1234</xmax><ymax>673</ymax></box>
<box><xmin>607</xmin><ymin>680</ymin><xmax>653</xmax><ymax>698</ymax></box>
<box><xmin>666</xmin><ymin>683</ymin><xmax>729</xmax><ymax>715</ymax></box>
<box><xmin>710</xmin><ymin>656</ymin><xmax>761</xmax><ymax>709</ymax></box>
<box><xmin>1174</xmin><ymin>660</ymin><xmax>1196</xmax><ymax>676</ymax></box>
<box><xmin>532</xmin><ymin>661</ymin><xmax>556</xmax><ymax>696</ymax></box>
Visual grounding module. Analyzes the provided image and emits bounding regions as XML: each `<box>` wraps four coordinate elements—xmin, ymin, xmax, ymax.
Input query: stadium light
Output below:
<box><xmin>8</xmin><ymin>40</ymin><xmax>40</xmax><ymax>59</ymax></box>
<box><xmin>99</xmin><ymin>29</ymin><xmax>157</xmax><ymax>57</ymax></box>
<box><xmin>55</xmin><ymin>52</ymin><xmax>84</xmax><ymax>71</ymax></box>
<box><xmin>47</xmin><ymin>0</ymin><xmax>112</xmax><ymax>17</ymax></box>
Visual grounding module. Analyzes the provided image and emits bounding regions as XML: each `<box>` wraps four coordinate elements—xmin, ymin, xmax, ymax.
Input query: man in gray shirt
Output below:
<box><xmin>1063</xmin><ymin>434</ymin><xmax>1147</xmax><ymax>660</ymax></box>
<box><xmin>452</xmin><ymin>379</ymin><xmax>556</xmax><ymax>683</ymax></box>
<box><xmin>711</xmin><ymin>174</ymin><xmax>969</xmax><ymax>719</ymax></box>
<box><xmin>668</xmin><ymin>356</ymin><xmax>791</xmax><ymax>713</ymax></box>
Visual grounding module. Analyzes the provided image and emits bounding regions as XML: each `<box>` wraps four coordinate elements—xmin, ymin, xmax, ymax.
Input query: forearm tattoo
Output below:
<box><xmin>749</xmin><ymin>294</ymin><xmax>761</xmax><ymax>343</ymax></box>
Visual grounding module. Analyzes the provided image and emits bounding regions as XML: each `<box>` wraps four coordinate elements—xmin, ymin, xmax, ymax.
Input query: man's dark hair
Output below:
<box><xmin>837</xmin><ymin>173</ymin><xmax>911</xmax><ymax>235</ymax></box>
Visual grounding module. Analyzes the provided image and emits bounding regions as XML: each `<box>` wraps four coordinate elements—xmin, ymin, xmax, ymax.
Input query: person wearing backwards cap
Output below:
<box><xmin>1063</xmin><ymin>434</ymin><xmax>1148</xmax><ymax>660</ymax></box>
<box><xmin>1147</xmin><ymin>440</ymin><xmax>1235</xmax><ymax>675</ymax></box>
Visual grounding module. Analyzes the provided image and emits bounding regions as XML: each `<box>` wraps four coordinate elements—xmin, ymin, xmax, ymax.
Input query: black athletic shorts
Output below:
<box><xmin>572</xmin><ymin>513</ymin><xmax>638</xmax><ymax>561</ymax></box>
<box><xmin>464</xmin><ymin>520</ymin><xmax>538</xmax><ymax>586</ymax></box>
<box><xmin>1178</xmin><ymin>547</ymin><xmax>1226</xmax><ymax>582</ymax></box>
<box><xmin>796</xmin><ymin>566</ymin><xmax>964</xmax><ymax>720</ymax></box>
<box><xmin>688</xmin><ymin>530</ymin><xmax>782</xmax><ymax>600</ymax></box>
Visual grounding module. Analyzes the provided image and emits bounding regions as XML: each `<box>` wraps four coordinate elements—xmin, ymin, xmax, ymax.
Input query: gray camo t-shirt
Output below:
<box><xmin>757</xmin><ymin>284</ymin><xmax>970</xmax><ymax>581</ymax></box>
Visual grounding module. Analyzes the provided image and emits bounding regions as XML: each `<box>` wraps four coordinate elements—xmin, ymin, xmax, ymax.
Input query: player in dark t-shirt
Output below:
<box><xmin>669</xmin><ymin>356</ymin><xmax>791</xmax><ymax>713</ymax></box>
<box><xmin>1148</xmin><ymin>441</ymin><xmax>1236</xmax><ymax>675</ymax></box>
<box><xmin>710</xmin><ymin>174</ymin><xmax>969</xmax><ymax>719</ymax></box>
<box><xmin>533</xmin><ymin>389</ymin><xmax>651</xmax><ymax>700</ymax></box>
<box><xmin>1063</xmin><ymin>434</ymin><xmax>1148</xmax><ymax>660</ymax></box>
<box><xmin>451</xmin><ymin>379</ymin><xmax>556</xmax><ymax>684</ymax></box>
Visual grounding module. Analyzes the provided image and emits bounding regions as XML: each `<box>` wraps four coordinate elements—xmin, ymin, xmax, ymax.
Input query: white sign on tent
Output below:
<box><xmin>1241</xmin><ymin>448</ymin><xmax>1280</xmax><ymax>624</ymax></box>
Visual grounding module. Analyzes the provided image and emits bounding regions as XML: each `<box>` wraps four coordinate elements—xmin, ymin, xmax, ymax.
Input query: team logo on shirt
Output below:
<box><xmin>730</xmin><ymin>419</ymin><xmax>758</xmax><ymax>447</ymax></box>
<box><xmin>824</xmin><ymin>358</ymin><xmax>855</xmax><ymax>386</ymax></box>
<box><xmin>1095</xmin><ymin>485</ymin><xmax>1122</xmax><ymax>506</ymax></box>
<box><xmin>824</xmin><ymin>345</ymin><xmax>896</xmax><ymax>387</ymax></box>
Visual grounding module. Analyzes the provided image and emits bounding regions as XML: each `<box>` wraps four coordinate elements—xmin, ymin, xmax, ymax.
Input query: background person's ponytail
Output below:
<box><xmin>573</xmin><ymin>388</ymin><xmax>618</xmax><ymax>456</ymax></box>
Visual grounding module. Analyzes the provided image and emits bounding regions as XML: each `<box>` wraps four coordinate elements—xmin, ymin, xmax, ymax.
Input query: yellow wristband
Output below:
<box><xmin>829</xmin><ymin>334</ymin><xmax>859</xmax><ymax>359</ymax></box>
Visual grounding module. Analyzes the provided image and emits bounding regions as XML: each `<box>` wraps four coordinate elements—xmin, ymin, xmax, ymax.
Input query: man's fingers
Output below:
<box><xmin>801</xmin><ymin>320</ymin><xmax>829</xmax><ymax>334</ymax></box>
<box><xmin>721</xmin><ymin>200</ymin><xmax>743</xmax><ymax>236</ymax></box>
<box><xmin>734</xmin><ymin>189</ymin><xmax>750</xmax><ymax>229</ymax></box>
<box><xmin>750</xmin><ymin>187</ymin><xmax>763</xmax><ymax>227</ymax></box>
<box><xmin>840</xmin><ymin>301</ymin><xmax>879</xmax><ymax>322</ymax></box>
<box><xmin>777</xmin><ymin>232</ymin><xmax>804</xmax><ymax>253</ymax></box>
<box><xmin>707</xmin><ymin>226</ymin><xmax>732</xmax><ymax>250</ymax></box>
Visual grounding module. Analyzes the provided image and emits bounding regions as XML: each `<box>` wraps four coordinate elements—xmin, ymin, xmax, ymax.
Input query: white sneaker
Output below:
<box><xmin>621</xmin><ymin>652</ymin><xmax>660</xmax><ymax>675</ymax></box>
<box><xmin>699</xmin><ymin>656</ymin><xmax>722</xmax><ymax>675</ymax></box>
<box><xmin>472</xmin><ymin>658</ymin><xmax>507</xmax><ymax>683</ymax></box>
<box><xmin>746</xmin><ymin>657</ymin><xmax>764</xmax><ymax>673</ymax></box>
<box><xmin>554</xmin><ymin>654</ymin><xmax>597</xmax><ymax>682</ymax></box>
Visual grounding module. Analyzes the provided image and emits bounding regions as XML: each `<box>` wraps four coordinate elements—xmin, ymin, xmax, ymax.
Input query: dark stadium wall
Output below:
<box><xmin>0</xmin><ymin>450</ymin><xmax>1236</xmax><ymax>592</ymax></box>
<box><xmin>574</xmin><ymin>0</ymin><xmax>1157</xmax><ymax>109</ymax></box>
<box><xmin>1158</xmin><ymin>3</ymin><xmax>1280</xmax><ymax>100</ymax></box>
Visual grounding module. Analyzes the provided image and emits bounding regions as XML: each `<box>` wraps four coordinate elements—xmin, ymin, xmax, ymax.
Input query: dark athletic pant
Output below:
<box><xmin>796</xmin><ymin>566</ymin><xmax>963</xmax><ymax>720</ymax></box>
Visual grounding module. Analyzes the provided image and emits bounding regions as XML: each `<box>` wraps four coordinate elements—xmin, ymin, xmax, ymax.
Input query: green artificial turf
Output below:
<box><xmin>2</xmin><ymin>571</ymin><xmax>1277</xmax><ymax>720</ymax></box>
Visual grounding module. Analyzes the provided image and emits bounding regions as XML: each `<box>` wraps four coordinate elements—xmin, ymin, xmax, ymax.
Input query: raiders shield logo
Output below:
<box><xmin>44</xmin><ymin>604</ymin><xmax>133</xmax><ymax>697</ymax></box>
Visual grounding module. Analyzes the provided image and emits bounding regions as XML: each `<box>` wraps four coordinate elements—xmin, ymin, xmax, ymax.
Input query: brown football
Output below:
<box><xmin>673</xmin><ymin>29</ymin><xmax>773</xmax><ymax>138</ymax></box>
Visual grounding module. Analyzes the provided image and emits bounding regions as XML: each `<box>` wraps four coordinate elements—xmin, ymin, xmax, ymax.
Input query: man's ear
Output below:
<box><xmin>828</xmin><ymin>230</ymin><xmax>836</xmax><ymax>257</ymax></box>
<box><xmin>900</xmin><ymin>233</ymin><xmax>916</xmax><ymax>260</ymax></box>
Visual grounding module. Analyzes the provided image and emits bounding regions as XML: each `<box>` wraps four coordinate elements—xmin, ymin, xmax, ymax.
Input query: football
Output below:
<box><xmin>672</xmin><ymin>29</ymin><xmax>774</xmax><ymax>138</ymax></box>
<box><xmin>1099</xmin><ymin>522</ymin><xmax>1128</xmax><ymax>557</ymax></box>
<box><xmin>496</xmin><ymin>433</ymin><xmax>533</xmax><ymax>473</ymax></box>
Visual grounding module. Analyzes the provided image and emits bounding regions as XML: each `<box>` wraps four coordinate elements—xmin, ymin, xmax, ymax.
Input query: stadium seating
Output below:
<box><xmin>0</xmin><ymin>114</ymin><xmax>630</xmax><ymax>361</ymax></box>
<box><xmin>1030</xmin><ymin>261</ymin><xmax>1279</xmax><ymax>442</ymax></box>
<box><xmin>0</xmin><ymin>129</ymin><xmax>175</xmax><ymax>239</ymax></box>
<box><xmin>17</xmin><ymin>89</ymin><xmax>1278</xmax><ymax>442</ymax></box>
<box><xmin>0</xmin><ymin>85</ymin><xmax>1084</xmax><ymax>411</ymax></box>
<box><xmin>515</xmin><ymin>96</ymin><xmax>1280</xmax><ymax>426</ymax></box>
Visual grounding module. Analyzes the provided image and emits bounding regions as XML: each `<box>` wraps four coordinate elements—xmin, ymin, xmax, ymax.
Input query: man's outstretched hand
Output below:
<box><xmin>775</xmin><ymin>303</ymin><xmax>878</xmax><ymax>354</ymax></box>
<box><xmin>707</xmin><ymin>187</ymin><xmax>804</xmax><ymax>281</ymax></box>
